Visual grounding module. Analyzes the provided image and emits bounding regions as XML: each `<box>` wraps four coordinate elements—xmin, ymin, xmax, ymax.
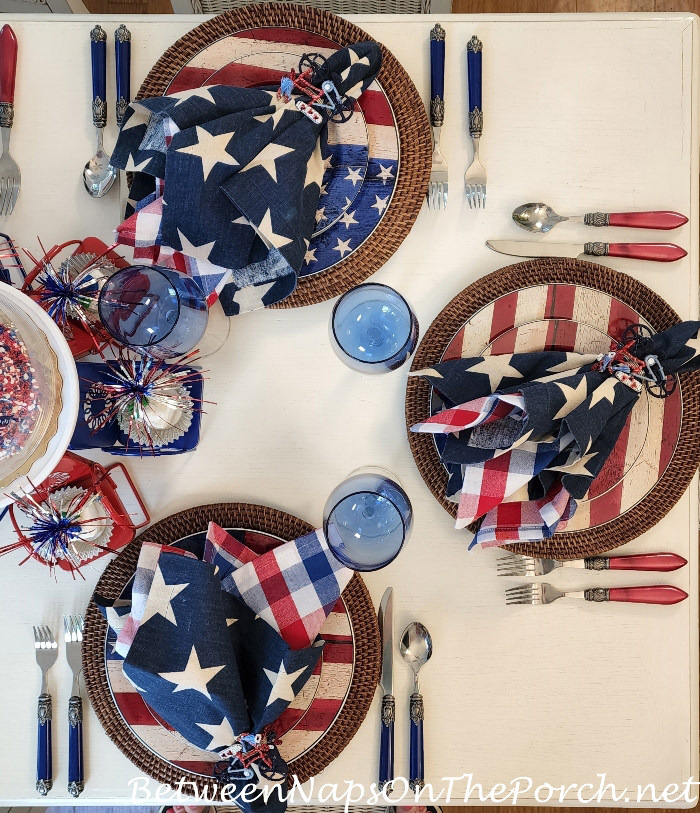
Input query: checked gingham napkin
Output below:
<box><xmin>94</xmin><ymin>522</ymin><xmax>353</xmax><ymax>813</ymax></box>
<box><xmin>411</xmin><ymin>322</ymin><xmax>700</xmax><ymax>547</ymax></box>
<box><xmin>215</xmin><ymin>525</ymin><xmax>353</xmax><ymax>650</ymax></box>
<box><xmin>110</xmin><ymin>42</ymin><xmax>381</xmax><ymax>317</ymax></box>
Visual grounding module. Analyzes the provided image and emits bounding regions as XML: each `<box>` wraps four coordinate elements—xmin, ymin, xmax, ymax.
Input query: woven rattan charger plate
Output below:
<box><xmin>83</xmin><ymin>502</ymin><xmax>380</xmax><ymax>795</ymax></box>
<box><xmin>135</xmin><ymin>3</ymin><xmax>431</xmax><ymax>309</ymax></box>
<box><xmin>405</xmin><ymin>258</ymin><xmax>700</xmax><ymax>560</ymax></box>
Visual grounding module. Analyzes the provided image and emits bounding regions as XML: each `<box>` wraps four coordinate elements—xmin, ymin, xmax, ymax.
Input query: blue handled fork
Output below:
<box><xmin>114</xmin><ymin>25</ymin><xmax>131</xmax><ymax>127</ymax></box>
<box><xmin>464</xmin><ymin>35</ymin><xmax>486</xmax><ymax>208</ymax></box>
<box><xmin>427</xmin><ymin>24</ymin><xmax>448</xmax><ymax>210</ymax></box>
<box><xmin>33</xmin><ymin>625</ymin><xmax>57</xmax><ymax>796</ymax></box>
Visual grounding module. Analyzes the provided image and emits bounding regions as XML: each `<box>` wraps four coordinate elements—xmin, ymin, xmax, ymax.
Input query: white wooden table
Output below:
<box><xmin>0</xmin><ymin>11</ymin><xmax>698</xmax><ymax>807</ymax></box>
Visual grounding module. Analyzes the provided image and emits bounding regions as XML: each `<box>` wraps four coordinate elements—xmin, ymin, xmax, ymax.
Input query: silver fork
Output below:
<box><xmin>0</xmin><ymin>25</ymin><xmax>20</xmax><ymax>216</ymax></box>
<box><xmin>505</xmin><ymin>583</ymin><xmax>688</xmax><ymax>606</ymax></box>
<box><xmin>498</xmin><ymin>555</ymin><xmax>567</xmax><ymax>577</ymax></box>
<box><xmin>497</xmin><ymin>552</ymin><xmax>689</xmax><ymax>577</ymax></box>
<box><xmin>65</xmin><ymin>615</ymin><xmax>85</xmax><ymax>797</ymax></box>
<box><xmin>33</xmin><ymin>625</ymin><xmax>58</xmax><ymax>795</ymax></box>
<box><xmin>464</xmin><ymin>35</ymin><xmax>486</xmax><ymax>209</ymax></box>
<box><xmin>427</xmin><ymin>24</ymin><xmax>448</xmax><ymax>211</ymax></box>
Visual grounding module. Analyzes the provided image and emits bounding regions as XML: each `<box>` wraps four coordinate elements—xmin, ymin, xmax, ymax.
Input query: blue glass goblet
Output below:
<box><xmin>98</xmin><ymin>265</ymin><xmax>208</xmax><ymax>359</ymax></box>
<box><xmin>323</xmin><ymin>467</ymin><xmax>413</xmax><ymax>571</ymax></box>
<box><xmin>329</xmin><ymin>283</ymin><xmax>418</xmax><ymax>373</ymax></box>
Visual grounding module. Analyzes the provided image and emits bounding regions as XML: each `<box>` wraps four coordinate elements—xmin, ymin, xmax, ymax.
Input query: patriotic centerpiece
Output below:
<box><xmin>3</xmin><ymin>451</ymin><xmax>149</xmax><ymax>575</ymax></box>
<box><xmin>410</xmin><ymin>322</ymin><xmax>700</xmax><ymax>547</ymax></box>
<box><xmin>21</xmin><ymin>238</ymin><xmax>127</xmax><ymax>359</ymax></box>
<box><xmin>95</xmin><ymin>522</ymin><xmax>353</xmax><ymax>812</ymax></box>
<box><xmin>73</xmin><ymin>353</ymin><xmax>205</xmax><ymax>454</ymax></box>
<box><xmin>109</xmin><ymin>41</ymin><xmax>382</xmax><ymax>316</ymax></box>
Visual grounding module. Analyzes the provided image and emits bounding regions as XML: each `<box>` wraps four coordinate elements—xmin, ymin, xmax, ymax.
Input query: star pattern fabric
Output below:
<box><xmin>94</xmin><ymin>521</ymin><xmax>355</xmax><ymax>813</ymax></box>
<box><xmin>110</xmin><ymin>42</ymin><xmax>382</xmax><ymax>317</ymax></box>
<box><xmin>411</xmin><ymin>322</ymin><xmax>700</xmax><ymax>546</ymax></box>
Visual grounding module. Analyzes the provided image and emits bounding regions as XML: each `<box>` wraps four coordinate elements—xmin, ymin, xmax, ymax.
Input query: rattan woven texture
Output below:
<box><xmin>135</xmin><ymin>3</ymin><xmax>431</xmax><ymax>309</ymax></box>
<box><xmin>83</xmin><ymin>502</ymin><xmax>381</xmax><ymax>795</ymax></box>
<box><xmin>405</xmin><ymin>258</ymin><xmax>700</xmax><ymax>560</ymax></box>
<box><xmin>194</xmin><ymin>0</ymin><xmax>431</xmax><ymax>12</ymax></box>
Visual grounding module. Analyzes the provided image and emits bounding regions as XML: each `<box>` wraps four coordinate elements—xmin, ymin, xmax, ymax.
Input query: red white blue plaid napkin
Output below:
<box><xmin>211</xmin><ymin>523</ymin><xmax>353</xmax><ymax>650</ymax></box>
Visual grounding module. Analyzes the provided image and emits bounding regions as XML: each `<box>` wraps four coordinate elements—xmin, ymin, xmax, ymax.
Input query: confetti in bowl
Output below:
<box><xmin>0</xmin><ymin>285</ymin><xmax>79</xmax><ymax>505</ymax></box>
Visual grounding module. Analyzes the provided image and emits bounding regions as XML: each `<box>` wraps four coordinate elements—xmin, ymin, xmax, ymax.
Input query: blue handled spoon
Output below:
<box><xmin>400</xmin><ymin>621</ymin><xmax>433</xmax><ymax>792</ymax></box>
<box><xmin>83</xmin><ymin>25</ymin><xmax>117</xmax><ymax>198</ymax></box>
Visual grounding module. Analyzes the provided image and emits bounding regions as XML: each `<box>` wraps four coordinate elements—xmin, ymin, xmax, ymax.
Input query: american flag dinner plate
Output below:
<box><xmin>165</xmin><ymin>27</ymin><xmax>399</xmax><ymax>280</ymax></box>
<box><xmin>431</xmin><ymin>283</ymin><xmax>683</xmax><ymax>534</ymax></box>
<box><xmin>105</xmin><ymin>527</ymin><xmax>355</xmax><ymax>775</ymax></box>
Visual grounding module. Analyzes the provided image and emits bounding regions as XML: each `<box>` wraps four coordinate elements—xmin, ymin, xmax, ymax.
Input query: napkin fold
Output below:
<box><xmin>95</xmin><ymin>522</ymin><xmax>353</xmax><ymax>811</ymax></box>
<box><xmin>110</xmin><ymin>42</ymin><xmax>382</xmax><ymax>316</ymax></box>
<box><xmin>411</xmin><ymin>321</ymin><xmax>700</xmax><ymax>546</ymax></box>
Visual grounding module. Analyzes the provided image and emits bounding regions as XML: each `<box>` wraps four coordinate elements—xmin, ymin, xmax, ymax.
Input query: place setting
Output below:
<box><xmin>83</xmin><ymin>468</ymin><xmax>414</xmax><ymax>803</ymax></box>
<box><xmin>0</xmin><ymin>2</ymin><xmax>698</xmax><ymax>807</ymax></box>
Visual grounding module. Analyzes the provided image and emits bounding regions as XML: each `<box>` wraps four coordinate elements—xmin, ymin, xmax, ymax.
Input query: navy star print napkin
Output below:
<box><xmin>410</xmin><ymin>321</ymin><xmax>700</xmax><ymax>546</ymax></box>
<box><xmin>110</xmin><ymin>42</ymin><xmax>382</xmax><ymax>316</ymax></box>
<box><xmin>94</xmin><ymin>524</ymin><xmax>354</xmax><ymax>812</ymax></box>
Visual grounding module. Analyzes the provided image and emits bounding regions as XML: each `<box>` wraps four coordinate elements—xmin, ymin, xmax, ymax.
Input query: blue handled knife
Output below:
<box><xmin>378</xmin><ymin>587</ymin><xmax>394</xmax><ymax>791</ymax></box>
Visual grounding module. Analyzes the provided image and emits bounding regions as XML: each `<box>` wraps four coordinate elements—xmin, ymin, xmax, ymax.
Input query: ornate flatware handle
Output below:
<box><xmin>584</xmin><ymin>585</ymin><xmax>688</xmax><ymax>604</ymax></box>
<box><xmin>90</xmin><ymin>25</ymin><xmax>107</xmax><ymax>129</ymax></box>
<box><xmin>583</xmin><ymin>242</ymin><xmax>686</xmax><ymax>262</ymax></box>
<box><xmin>409</xmin><ymin>692</ymin><xmax>424</xmax><ymax>791</ymax></box>
<box><xmin>68</xmin><ymin>695</ymin><xmax>84</xmax><ymax>797</ymax></box>
<box><xmin>115</xmin><ymin>25</ymin><xmax>131</xmax><ymax>127</ymax></box>
<box><xmin>429</xmin><ymin>24</ymin><xmax>445</xmax><ymax>128</ymax></box>
<box><xmin>585</xmin><ymin>552</ymin><xmax>688</xmax><ymax>572</ymax></box>
<box><xmin>36</xmin><ymin>692</ymin><xmax>52</xmax><ymax>795</ymax></box>
<box><xmin>378</xmin><ymin>693</ymin><xmax>394</xmax><ymax>790</ymax></box>
<box><xmin>584</xmin><ymin>211</ymin><xmax>688</xmax><ymax>230</ymax></box>
<box><xmin>466</xmin><ymin>35</ymin><xmax>482</xmax><ymax>138</ymax></box>
<box><xmin>0</xmin><ymin>25</ymin><xmax>18</xmax><ymax>129</ymax></box>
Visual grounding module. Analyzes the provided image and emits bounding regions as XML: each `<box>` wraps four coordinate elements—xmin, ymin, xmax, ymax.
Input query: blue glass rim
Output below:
<box><xmin>330</xmin><ymin>282</ymin><xmax>418</xmax><ymax>367</ymax></box>
<box><xmin>323</xmin><ymin>485</ymin><xmax>410</xmax><ymax>572</ymax></box>
<box><xmin>98</xmin><ymin>265</ymin><xmax>186</xmax><ymax>349</ymax></box>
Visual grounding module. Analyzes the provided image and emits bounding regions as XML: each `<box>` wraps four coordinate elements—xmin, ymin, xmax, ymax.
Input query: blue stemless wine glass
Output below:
<box><xmin>323</xmin><ymin>467</ymin><xmax>413</xmax><ymax>571</ymax></box>
<box><xmin>329</xmin><ymin>283</ymin><xmax>419</xmax><ymax>373</ymax></box>
<box><xmin>98</xmin><ymin>265</ymin><xmax>208</xmax><ymax>359</ymax></box>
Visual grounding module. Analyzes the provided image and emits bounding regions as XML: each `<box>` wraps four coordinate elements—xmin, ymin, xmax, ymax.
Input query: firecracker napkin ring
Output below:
<box><xmin>405</xmin><ymin>258</ymin><xmax>700</xmax><ymax>559</ymax></box>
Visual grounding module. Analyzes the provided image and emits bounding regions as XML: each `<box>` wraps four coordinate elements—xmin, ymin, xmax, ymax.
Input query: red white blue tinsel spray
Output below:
<box><xmin>85</xmin><ymin>351</ymin><xmax>206</xmax><ymax>453</ymax></box>
<box><xmin>2</xmin><ymin>479</ymin><xmax>113</xmax><ymax>576</ymax></box>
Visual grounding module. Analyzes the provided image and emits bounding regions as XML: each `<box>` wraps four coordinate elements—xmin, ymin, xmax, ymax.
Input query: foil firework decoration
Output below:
<box><xmin>85</xmin><ymin>351</ymin><xmax>206</xmax><ymax>453</ymax></box>
<box><xmin>2</xmin><ymin>471</ymin><xmax>114</xmax><ymax>576</ymax></box>
<box><xmin>32</xmin><ymin>250</ymin><xmax>116</xmax><ymax>346</ymax></box>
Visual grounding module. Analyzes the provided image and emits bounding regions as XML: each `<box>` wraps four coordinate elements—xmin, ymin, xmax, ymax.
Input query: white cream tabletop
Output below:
<box><xmin>0</xmin><ymin>11</ymin><xmax>697</xmax><ymax>807</ymax></box>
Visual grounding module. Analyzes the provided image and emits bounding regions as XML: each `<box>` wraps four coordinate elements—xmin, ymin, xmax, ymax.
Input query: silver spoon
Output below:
<box><xmin>513</xmin><ymin>202</ymin><xmax>688</xmax><ymax>233</ymax></box>
<box><xmin>400</xmin><ymin>621</ymin><xmax>432</xmax><ymax>791</ymax></box>
<box><xmin>83</xmin><ymin>129</ymin><xmax>117</xmax><ymax>198</ymax></box>
<box><xmin>83</xmin><ymin>25</ymin><xmax>117</xmax><ymax>198</ymax></box>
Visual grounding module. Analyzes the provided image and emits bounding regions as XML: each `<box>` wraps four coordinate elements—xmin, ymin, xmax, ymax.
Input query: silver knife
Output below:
<box><xmin>378</xmin><ymin>587</ymin><xmax>394</xmax><ymax>790</ymax></box>
<box><xmin>486</xmin><ymin>239</ymin><xmax>686</xmax><ymax>263</ymax></box>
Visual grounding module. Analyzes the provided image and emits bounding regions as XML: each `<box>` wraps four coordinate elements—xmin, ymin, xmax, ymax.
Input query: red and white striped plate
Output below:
<box><xmin>105</xmin><ymin>528</ymin><xmax>354</xmax><ymax>775</ymax></box>
<box><xmin>438</xmin><ymin>283</ymin><xmax>682</xmax><ymax>533</ymax></box>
